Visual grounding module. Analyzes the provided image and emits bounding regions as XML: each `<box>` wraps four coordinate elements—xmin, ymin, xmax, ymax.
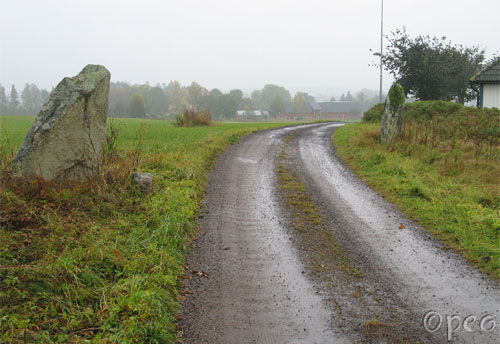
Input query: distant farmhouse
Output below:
<box><xmin>236</xmin><ymin>110</ymin><xmax>269</xmax><ymax>116</ymax></box>
<box><xmin>470</xmin><ymin>57</ymin><xmax>500</xmax><ymax>108</ymax></box>
<box><xmin>281</xmin><ymin>101</ymin><xmax>361</xmax><ymax>120</ymax></box>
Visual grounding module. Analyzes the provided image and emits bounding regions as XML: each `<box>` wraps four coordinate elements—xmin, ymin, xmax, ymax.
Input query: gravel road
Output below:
<box><xmin>179</xmin><ymin>123</ymin><xmax>499</xmax><ymax>343</ymax></box>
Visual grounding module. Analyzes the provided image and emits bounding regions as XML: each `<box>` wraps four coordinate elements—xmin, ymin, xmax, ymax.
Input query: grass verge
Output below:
<box><xmin>0</xmin><ymin>116</ymin><xmax>295</xmax><ymax>343</ymax></box>
<box><xmin>276</xmin><ymin>133</ymin><xmax>418</xmax><ymax>343</ymax></box>
<box><xmin>276</xmin><ymin>133</ymin><xmax>361</xmax><ymax>278</ymax></box>
<box><xmin>333</xmin><ymin>122</ymin><xmax>499</xmax><ymax>279</ymax></box>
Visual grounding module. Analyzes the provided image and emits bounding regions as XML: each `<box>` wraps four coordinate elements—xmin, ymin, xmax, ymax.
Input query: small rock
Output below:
<box><xmin>131</xmin><ymin>172</ymin><xmax>153</xmax><ymax>193</ymax></box>
<box><xmin>481</xmin><ymin>256</ymin><xmax>491</xmax><ymax>263</ymax></box>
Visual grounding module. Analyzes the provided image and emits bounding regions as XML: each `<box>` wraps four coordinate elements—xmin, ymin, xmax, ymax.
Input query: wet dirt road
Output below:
<box><xmin>180</xmin><ymin>123</ymin><xmax>499</xmax><ymax>343</ymax></box>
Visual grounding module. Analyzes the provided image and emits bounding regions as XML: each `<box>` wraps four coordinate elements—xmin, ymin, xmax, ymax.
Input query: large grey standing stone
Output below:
<box><xmin>379</xmin><ymin>83</ymin><xmax>405</xmax><ymax>144</ymax></box>
<box><xmin>11</xmin><ymin>65</ymin><xmax>111</xmax><ymax>182</ymax></box>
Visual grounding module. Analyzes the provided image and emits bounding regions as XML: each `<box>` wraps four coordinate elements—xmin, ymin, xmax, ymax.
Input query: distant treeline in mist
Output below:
<box><xmin>0</xmin><ymin>84</ymin><xmax>50</xmax><ymax>116</ymax></box>
<box><xmin>0</xmin><ymin>81</ymin><xmax>381</xmax><ymax>118</ymax></box>
<box><xmin>109</xmin><ymin>81</ymin><xmax>298</xmax><ymax>119</ymax></box>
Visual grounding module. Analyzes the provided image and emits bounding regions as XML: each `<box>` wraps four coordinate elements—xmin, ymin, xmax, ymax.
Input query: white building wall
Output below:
<box><xmin>483</xmin><ymin>84</ymin><xmax>500</xmax><ymax>108</ymax></box>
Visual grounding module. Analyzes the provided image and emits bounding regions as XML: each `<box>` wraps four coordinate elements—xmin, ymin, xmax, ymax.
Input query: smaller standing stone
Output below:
<box><xmin>379</xmin><ymin>83</ymin><xmax>405</xmax><ymax>144</ymax></box>
<box><xmin>131</xmin><ymin>172</ymin><xmax>153</xmax><ymax>193</ymax></box>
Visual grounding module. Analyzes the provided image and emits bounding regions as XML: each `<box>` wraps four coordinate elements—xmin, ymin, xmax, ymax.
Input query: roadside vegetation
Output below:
<box><xmin>0</xmin><ymin>116</ymin><xmax>294</xmax><ymax>343</ymax></box>
<box><xmin>334</xmin><ymin>101</ymin><xmax>500</xmax><ymax>279</ymax></box>
<box><xmin>174</xmin><ymin>109</ymin><xmax>212</xmax><ymax>127</ymax></box>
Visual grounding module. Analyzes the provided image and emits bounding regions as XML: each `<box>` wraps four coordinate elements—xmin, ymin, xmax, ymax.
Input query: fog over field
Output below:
<box><xmin>1</xmin><ymin>0</ymin><xmax>499</xmax><ymax>98</ymax></box>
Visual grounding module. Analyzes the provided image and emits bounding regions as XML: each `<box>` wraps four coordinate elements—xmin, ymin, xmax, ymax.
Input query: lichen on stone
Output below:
<box><xmin>379</xmin><ymin>83</ymin><xmax>405</xmax><ymax>144</ymax></box>
<box><xmin>389</xmin><ymin>83</ymin><xmax>405</xmax><ymax>114</ymax></box>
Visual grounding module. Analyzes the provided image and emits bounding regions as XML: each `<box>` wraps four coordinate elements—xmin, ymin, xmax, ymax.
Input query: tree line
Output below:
<box><xmin>108</xmin><ymin>82</ymin><xmax>298</xmax><ymax>119</ymax></box>
<box><xmin>0</xmin><ymin>84</ymin><xmax>50</xmax><ymax>116</ymax></box>
<box><xmin>108</xmin><ymin>82</ymin><xmax>379</xmax><ymax>118</ymax></box>
<box><xmin>1</xmin><ymin>79</ymin><xmax>379</xmax><ymax>118</ymax></box>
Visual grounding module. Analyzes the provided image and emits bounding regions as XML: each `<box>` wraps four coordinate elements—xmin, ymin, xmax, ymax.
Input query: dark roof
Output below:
<box><xmin>318</xmin><ymin>101</ymin><xmax>361</xmax><ymax>113</ymax></box>
<box><xmin>310</xmin><ymin>101</ymin><xmax>322</xmax><ymax>111</ymax></box>
<box><xmin>470</xmin><ymin>58</ymin><xmax>500</xmax><ymax>84</ymax></box>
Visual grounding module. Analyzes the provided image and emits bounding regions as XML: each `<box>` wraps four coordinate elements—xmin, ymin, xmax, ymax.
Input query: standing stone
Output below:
<box><xmin>379</xmin><ymin>83</ymin><xmax>405</xmax><ymax>144</ymax></box>
<box><xmin>11</xmin><ymin>65</ymin><xmax>111</xmax><ymax>182</ymax></box>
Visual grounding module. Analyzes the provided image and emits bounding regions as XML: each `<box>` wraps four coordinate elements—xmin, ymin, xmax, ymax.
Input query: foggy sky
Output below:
<box><xmin>1</xmin><ymin>0</ymin><xmax>499</xmax><ymax>98</ymax></box>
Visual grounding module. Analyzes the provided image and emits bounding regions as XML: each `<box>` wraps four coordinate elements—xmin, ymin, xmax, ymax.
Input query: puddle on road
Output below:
<box><xmin>237</xmin><ymin>157</ymin><xmax>258</xmax><ymax>164</ymax></box>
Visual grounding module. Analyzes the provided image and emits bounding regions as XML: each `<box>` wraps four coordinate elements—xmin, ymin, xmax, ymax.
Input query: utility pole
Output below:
<box><xmin>379</xmin><ymin>0</ymin><xmax>384</xmax><ymax>103</ymax></box>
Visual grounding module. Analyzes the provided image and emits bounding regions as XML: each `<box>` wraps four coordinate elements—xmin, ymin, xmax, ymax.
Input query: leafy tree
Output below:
<box><xmin>129</xmin><ymin>93</ymin><xmax>146</xmax><ymax>117</ymax></box>
<box><xmin>9</xmin><ymin>85</ymin><xmax>19</xmax><ymax>109</ymax></box>
<box><xmin>146</xmin><ymin>86</ymin><xmax>168</xmax><ymax>115</ymax></box>
<box><xmin>292</xmin><ymin>92</ymin><xmax>309</xmax><ymax>112</ymax></box>
<box><xmin>329</xmin><ymin>96</ymin><xmax>336</xmax><ymax>102</ymax></box>
<box><xmin>205</xmin><ymin>89</ymin><xmax>223</xmax><ymax>115</ymax></box>
<box><xmin>244</xmin><ymin>105</ymin><xmax>254</xmax><ymax>114</ymax></box>
<box><xmin>209</xmin><ymin>88</ymin><xmax>223</xmax><ymax>98</ymax></box>
<box><xmin>166</xmin><ymin>81</ymin><xmax>187</xmax><ymax>115</ymax></box>
<box><xmin>375</xmin><ymin>28</ymin><xmax>485</xmax><ymax>103</ymax></box>
<box><xmin>108</xmin><ymin>82</ymin><xmax>131</xmax><ymax>117</ymax></box>
<box><xmin>301</xmin><ymin>92</ymin><xmax>316</xmax><ymax>102</ymax></box>
<box><xmin>270</xmin><ymin>96</ymin><xmax>285</xmax><ymax>117</ymax></box>
<box><xmin>21</xmin><ymin>83</ymin><xmax>42</xmax><ymax>115</ymax></box>
<box><xmin>217</xmin><ymin>94</ymin><xmax>238</xmax><ymax>119</ymax></box>
<box><xmin>261</xmin><ymin>84</ymin><xmax>291</xmax><ymax>110</ymax></box>
<box><xmin>20</xmin><ymin>84</ymin><xmax>33</xmax><ymax>114</ymax></box>
<box><xmin>240</xmin><ymin>97</ymin><xmax>256</xmax><ymax>111</ymax></box>
<box><xmin>40</xmin><ymin>89</ymin><xmax>50</xmax><ymax>104</ymax></box>
<box><xmin>251</xmin><ymin>90</ymin><xmax>264</xmax><ymax>109</ymax></box>
<box><xmin>187</xmin><ymin>82</ymin><xmax>208</xmax><ymax>111</ymax></box>
<box><xmin>229</xmin><ymin>89</ymin><xmax>243</xmax><ymax>108</ymax></box>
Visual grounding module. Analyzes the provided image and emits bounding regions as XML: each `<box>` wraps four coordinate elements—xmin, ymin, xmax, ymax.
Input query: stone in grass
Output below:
<box><xmin>379</xmin><ymin>83</ymin><xmax>405</xmax><ymax>144</ymax></box>
<box><xmin>11</xmin><ymin>64</ymin><xmax>111</xmax><ymax>182</ymax></box>
<box><xmin>131</xmin><ymin>172</ymin><xmax>153</xmax><ymax>193</ymax></box>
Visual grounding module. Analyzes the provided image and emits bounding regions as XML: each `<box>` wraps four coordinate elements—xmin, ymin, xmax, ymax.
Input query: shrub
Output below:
<box><xmin>363</xmin><ymin>103</ymin><xmax>384</xmax><ymax>122</ymax></box>
<box><xmin>403</xmin><ymin>100</ymin><xmax>462</xmax><ymax>121</ymax></box>
<box><xmin>175</xmin><ymin>109</ymin><xmax>212</xmax><ymax>127</ymax></box>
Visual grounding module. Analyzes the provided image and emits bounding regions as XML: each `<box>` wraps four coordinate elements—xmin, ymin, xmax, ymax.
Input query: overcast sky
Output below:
<box><xmin>1</xmin><ymin>0</ymin><xmax>499</xmax><ymax>98</ymax></box>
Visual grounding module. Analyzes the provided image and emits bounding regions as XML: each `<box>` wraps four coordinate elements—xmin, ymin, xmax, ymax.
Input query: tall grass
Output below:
<box><xmin>0</xmin><ymin>116</ymin><xmax>293</xmax><ymax>343</ymax></box>
<box><xmin>333</xmin><ymin>102</ymin><xmax>500</xmax><ymax>278</ymax></box>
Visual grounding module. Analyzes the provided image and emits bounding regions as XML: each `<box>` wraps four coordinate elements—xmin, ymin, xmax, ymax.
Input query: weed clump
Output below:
<box><xmin>175</xmin><ymin>109</ymin><xmax>212</xmax><ymax>127</ymax></box>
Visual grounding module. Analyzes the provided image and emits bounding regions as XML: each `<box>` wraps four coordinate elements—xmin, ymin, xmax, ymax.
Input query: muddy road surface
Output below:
<box><xmin>179</xmin><ymin>123</ymin><xmax>499</xmax><ymax>343</ymax></box>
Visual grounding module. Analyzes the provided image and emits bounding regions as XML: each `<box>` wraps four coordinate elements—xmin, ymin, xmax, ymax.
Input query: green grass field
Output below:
<box><xmin>0</xmin><ymin>116</ymin><xmax>296</xmax><ymax>343</ymax></box>
<box><xmin>333</xmin><ymin>122</ymin><xmax>499</xmax><ymax>279</ymax></box>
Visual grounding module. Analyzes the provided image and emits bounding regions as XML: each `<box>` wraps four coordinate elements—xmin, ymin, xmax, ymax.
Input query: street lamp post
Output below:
<box><xmin>379</xmin><ymin>0</ymin><xmax>384</xmax><ymax>103</ymax></box>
